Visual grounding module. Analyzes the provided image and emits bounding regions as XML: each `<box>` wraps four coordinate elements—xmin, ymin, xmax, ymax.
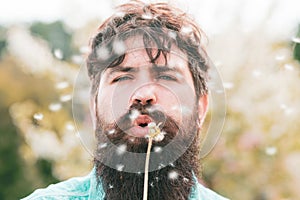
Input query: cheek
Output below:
<box><xmin>157</xmin><ymin>85</ymin><xmax>195</xmax><ymax>124</ymax></box>
<box><xmin>97</xmin><ymin>85</ymin><xmax>133</xmax><ymax>123</ymax></box>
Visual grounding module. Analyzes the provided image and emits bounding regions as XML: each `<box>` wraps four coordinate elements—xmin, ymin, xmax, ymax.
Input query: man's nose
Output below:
<box><xmin>130</xmin><ymin>85</ymin><xmax>157</xmax><ymax>105</ymax></box>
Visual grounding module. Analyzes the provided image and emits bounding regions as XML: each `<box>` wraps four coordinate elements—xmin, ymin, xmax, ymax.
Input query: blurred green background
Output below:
<box><xmin>1</xmin><ymin>0</ymin><xmax>300</xmax><ymax>199</ymax></box>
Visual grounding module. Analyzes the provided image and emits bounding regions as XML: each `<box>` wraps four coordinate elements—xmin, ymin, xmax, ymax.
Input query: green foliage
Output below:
<box><xmin>30</xmin><ymin>21</ymin><xmax>74</xmax><ymax>60</ymax></box>
<box><xmin>293</xmin><ymin>24</ymin><xmax>300</xmax><ymax>62</ymax></box>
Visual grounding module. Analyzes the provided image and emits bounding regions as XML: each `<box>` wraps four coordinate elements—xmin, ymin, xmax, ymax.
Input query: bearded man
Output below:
<box><xmin>23</xmin><ymin>1</ymin><xmax>228</xmax><ymax>199</ymax></box>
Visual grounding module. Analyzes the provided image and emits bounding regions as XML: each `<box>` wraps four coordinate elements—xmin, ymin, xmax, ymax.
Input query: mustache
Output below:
<box><xmin>102</xmin><ymin>103</ymin><xmax>171</xmax><ymax>135</ymax></box>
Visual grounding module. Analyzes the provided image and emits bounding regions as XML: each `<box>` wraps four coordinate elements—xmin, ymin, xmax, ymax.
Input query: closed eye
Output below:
<box><xmin>157</xmin><ymin>75</ymin><xmax>177</xmax><ymax>81</ymax></box>
<box><xmin>112</xmin><ymin>75</ymin><xmax>133</xmax><ymax>83</ymax></box>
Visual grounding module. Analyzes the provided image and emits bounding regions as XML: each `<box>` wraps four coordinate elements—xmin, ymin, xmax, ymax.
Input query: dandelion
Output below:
<box><xmin>108</xmin><ymin>184</ymin><xmax>114</xmax><ymax>189</ymax></box>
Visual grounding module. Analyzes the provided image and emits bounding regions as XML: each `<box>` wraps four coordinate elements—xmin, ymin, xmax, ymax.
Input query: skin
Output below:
<box><xmin>94</xmin><ymin>37</ymin><xmax>208</xmax><ymax>138</ymax></box>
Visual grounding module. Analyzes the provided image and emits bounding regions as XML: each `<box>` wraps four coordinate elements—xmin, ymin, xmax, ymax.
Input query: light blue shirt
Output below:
<box><xmin>22</xmin><ymin>169</ymin><xmax>229</xmax><ymax>200</ymax></box>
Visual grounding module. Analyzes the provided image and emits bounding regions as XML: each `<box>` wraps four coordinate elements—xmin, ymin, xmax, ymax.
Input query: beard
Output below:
<box><xmin>94</xmin><ymin>103</ymin><xmax>202</xmax><ymax>200</ymax></box>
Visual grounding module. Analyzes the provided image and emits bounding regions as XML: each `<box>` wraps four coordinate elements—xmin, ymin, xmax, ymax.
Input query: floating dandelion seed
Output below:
<box><xmin>252</xmin><ymin>70</ymin><xmax>262</xmax><ymax>78</ymax></box>
<box><xmin>181</xmin><ymin>26</ymin><xmax>193</xmax><ymax>35</ymax></box>
<box><xmin>150</xmin><ymin>182</ymin><xmax>154</xmax><ymax>187</ymax></box>
<box><xmin>275</xmin><ymin>54</ymin><xmax>286</xmax><ymax>61</ymax></box>
<box><xmin>80</xmin><ymin>46</ymin><xmax>89</xmax><ymax>54</ymax></box>
<box><xmin>60</xmin><ymin>94</ymin><xmax>72</xmax><ymax>102</ymax></box>
<box><xmin>33</xmin><ymin>113</ymin><xmax>43</xmax><ymax>121</ymax></box>
<box><xmin>154</xmin><ymin>146</ymin><xmax>162</xmax><ymax>153</ymax></box>
<box><xmin>129</xmin><ymin>109</ymin><xmax>140</xmax><ymax>121</ymax></box>
<box><xmin>108</xmin><ymin>129</ymin><xmax>115</xmax><ymax>135</ymax></box>
<box><xmin>108</xmin><ymin>184</ymin><xmax>114</xmax><ymax>189</ymax></box>
<box><xmin>223</xmin><ymin>82</ymin><xmax>234</xmax><ymax>90</ymax></box>
<box><xmin>96</xmin><ymin>46</ymin><xmax>110</xmax><ymax>60</ymax></box>
<box><xmin>56</xmin><ymin>81</ymin><xmax>69</xmax><ymax>90</ymax></box>
<box><xmin>168</xmin><ymin>170</ymin><xmax>179</xmax><ymax>180</ymax></box>
<box><xmin>169</xmin><ymin>163</ymin><xmax>175</xmax><ymax>167</ymax></box>
<box><xmin>183</xmin><ymin>177</ymin><xmax>189</xmax><ymax>182</ymax></box>
<box><xmin>284</xmin><ymin>64</ymin><xmax>294</xmax><ymax>71</ymax></box>
<box><xmin>115</xmin><ymin>11</ymin><xmax>125</xmax><ymax>17</ymax></box>
<box><xmin>168</xmin><ymin>31</ymin><xmax>177</xmax><ymax>39</ymax></box>
<box><xmin>116</xmin><ymin>164</ymin><xmax>124</xmax><ymax>171</ymax></box>
<box><xmin>71</xmin><ymin>55</ymin><xmax>83</xmax><ymax>64</ymax></box>
<box><xmin>129</xmin><ymin>137</ymin><xmax>135</xmax><ymax>143</ymax></box>
<box><xmin>155</xmin><ymin>176</ymin><xmax>159</xmax><ymax>182</ymax></box>
<box><xmin>113</xmin><ymin>40</ymin><xmax>126</xmax><ymax>55</ymax></box>
<box><xmin>265</xmin><ymin>146</ymin><xmax>277</xmax><ymax>156</ymax></box>
<box><xmin>292</xmin><ymin>37</ymin><xmax>300</xmax><ymax>43</ymax></box>
<box><xmin>49</xmin><ymin>103</ymin><xmax>62</xmax><ymax>112</ymax></box>
<box><xmin>158</xmin><ymin>163</ymin><xmax>165</xmax><ymax>169</ymax></box>
<box><xmin>116</xmin><ymin>144</ymin><xmax>127</xmax><ymax>155</ymax></box>
<box><xmin>99</xmin><ymin>143</ymin><xmax>107</xmax><ymax>149</ymax></box>
<box><xmin>137</xmin><ymin>171</ymin><xmax>141</xmax><ymax>175</ymax></box>
<box><xmin>65</xmin><ymin>122</ymin><xmax>75</xmax><ymax>131</ymax></box>
<box><xmin>141</xmin><ymin>13</ymin><xmax>154</xmax><ymax>20</ymax></box>
<box><xmin>54</xmin><ymin>49</ymin><xmax>63</xmax><ymax>59</ymax></box>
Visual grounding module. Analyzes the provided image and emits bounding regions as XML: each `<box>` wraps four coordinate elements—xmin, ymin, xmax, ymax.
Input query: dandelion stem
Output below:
<box><xmin>143</xmin><ymin>122</ymin><xmax>161</xmax><ymax>200</ymax></box>
<box><xmin>143</xmin><ymin>137</ymin><xmax>153</xmax><ymax>200</ymax></box>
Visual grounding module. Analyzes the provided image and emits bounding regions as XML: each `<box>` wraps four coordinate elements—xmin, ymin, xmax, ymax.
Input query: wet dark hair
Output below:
<box><xmin>86</xmin><ymin>0</ymin><xmax>210</xmax><ymax>99</ymax></box>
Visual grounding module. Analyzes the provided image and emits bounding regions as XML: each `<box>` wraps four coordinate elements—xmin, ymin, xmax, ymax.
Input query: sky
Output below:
<box><xmin>1</xmin><ymin>0</ymin><xmax>300</xmax><ymax>38</ymax></box>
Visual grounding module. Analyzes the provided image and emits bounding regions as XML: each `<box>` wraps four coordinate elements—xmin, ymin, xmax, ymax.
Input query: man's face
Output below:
<box><xmin>95</xmin><ymin>37</ymin><xmax>205</xmax><ymax>141</ymax></box>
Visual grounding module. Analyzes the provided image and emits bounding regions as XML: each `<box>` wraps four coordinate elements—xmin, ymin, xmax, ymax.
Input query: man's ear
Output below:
<box><xmin>197</xmin><ymin>94</ymin><xmax>209</xmax><ymax>127</ymax></box>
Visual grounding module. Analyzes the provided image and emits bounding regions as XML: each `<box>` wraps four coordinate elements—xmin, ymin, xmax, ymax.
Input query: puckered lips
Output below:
<box><xmin>128</xmin><ymin>115</ymin><xmax>154</xmax><ymax>137</ymax></box>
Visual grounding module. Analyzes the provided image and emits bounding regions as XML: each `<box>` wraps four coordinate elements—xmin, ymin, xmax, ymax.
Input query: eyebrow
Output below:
<box><xmin>107</xmin><ymin>66</ymin><xmax>138</xmax><ymax>76</ymax></box>
<box><xmin>151</xmin><ymin>65</ymin><xmax>182</xmax><ymax>74</ymax></box>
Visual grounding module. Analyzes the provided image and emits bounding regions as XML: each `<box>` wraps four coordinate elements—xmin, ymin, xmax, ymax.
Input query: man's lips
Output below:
<box><xmin>127</xmin><ymin>115</ymin><xmax>154</xmax><ymax>137</ymax></box>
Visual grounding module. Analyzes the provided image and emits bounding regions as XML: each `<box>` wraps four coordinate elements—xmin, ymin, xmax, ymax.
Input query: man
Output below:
<box><xmin>23</xmin><ymin>0</ymin><xmax>228</xmax><ymax>199</ymax></box>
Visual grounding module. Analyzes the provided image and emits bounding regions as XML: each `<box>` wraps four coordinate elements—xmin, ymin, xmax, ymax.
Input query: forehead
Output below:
<box><xmin>110</xmin><ymin>36</ymin><xmax>190</xmax><ymax>71</ymax></box>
